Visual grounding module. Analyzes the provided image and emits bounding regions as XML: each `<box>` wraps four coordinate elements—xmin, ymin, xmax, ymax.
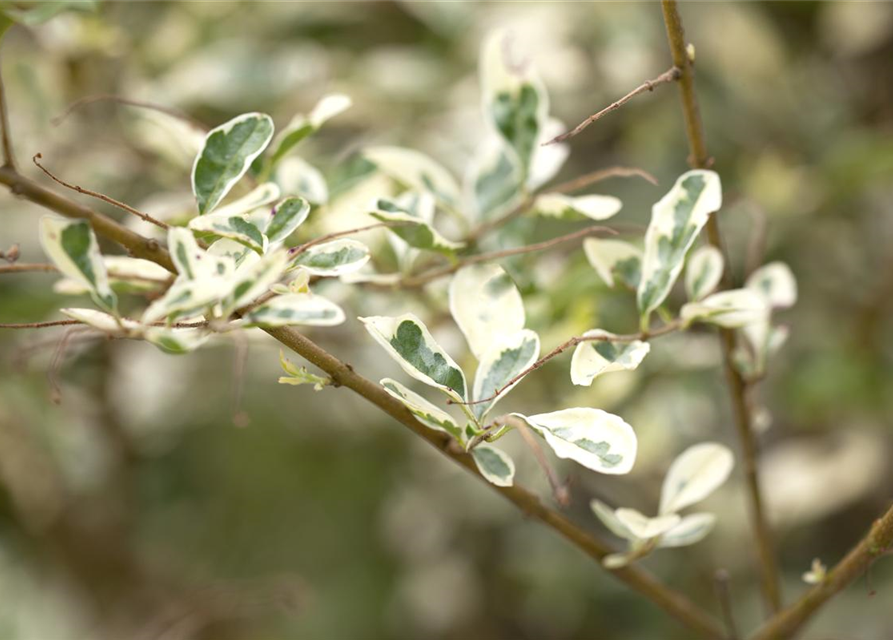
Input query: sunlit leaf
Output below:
<box><xmin>659</xmin><ymin>443</ymin><xmax>734</xmax><ymax>515</ymax></box>
<box><xmin>39</xmin><ymin>217</ymin><xmax>117</xmax><ymax>313</ymax></box>
<box><xmin>288</xmin><ymin>238</ymin><xmax>370</xmax><ymax>276</ymax></box>
<box><xmin>141</xmin><ymin>276</ymin><xmax>231</xmax><ymax>325</ymax></box>
<box><xmin>570</xmin><ymin>331</ymin><xmax>650</xmax><ymax>387</ymax></box>
<box><xmin>364</xmin><ymin>145</ymin><xmax>460</xmax><ymax>207</ymax></box>
<box><xmin>60</xmin><ymin>308</ymin><xmax>140</xmax><ymax>334</ymax></box>
<box><xmin>685</xmin><ymin>245</ymin><xmax>724</xmax><ymax>301</ymax></box>
<box><xmin>243</xmin><ymin>293</ymin><xmax>345</xmax><ymax>328</ymax></box>
<box><xmin>449</xmin><ymin>264</ymin><xmax>525</xmax><ymax>360</ymax></box>
<box><xmin>531</xmin><ymin>193</ymin><xmax>622</xmax><ymax>222</ymax></box>
<box><xmin>192</xmin><ymin>112</ymin><xmax>274</xmax><ymax>214</ymax></box>
<box><xmin>681</xmin><ymin>288</ymin><xmax>768</xmax><ymax>328</ymax></box>
<box><xmin>266</xmin><ymin>197</ymin><xmax>310</xmax><ymax>245</ymax></box>
<box><xmin>657</xmin><ymin>513</ymin><xmax>716</xmax><ymax>548</ymax></box>
<box><xmin>381</xmin><ymin>377</ymin><xmax>463</xmax><ymax>440</ymax></box>
<box><xmin>615</xmin><ymin>508</ymin><xmax>681</xmax><ymax>540</ymax></box>
<box><xmin>464</xmin><ymin>138</ymin><xmax>524</xmax><ymax>220</ymax></box>
<box><xmin>472</xmin><ymin>329</ymin><xmax>540</xmax><ymax>421</ymax></box>
<box><xmin>370</xmin><ymin>197</ymin><xmax>463</xmax><ymax>255</ymax></box>
<box><xmin>583</xmin><ymin>238</ymin><xmax>642</xmax><ymax>290</ymax></box>
<box><xmin>360</xmin><ymin>313</ymin><xmax>467</xmax><ymax>402</ymax></box>
<box><xmin>746</xmin><ymin>261</ymin><xmax>797</xmax><ymax>309</ymax></box>
<box><xmin>591</xmin><ymin>499</ymin><xmax>637</xmax><ymax>541</ymax></box>
<box><xmin>637</xmin><ymin>170</ymin><xmax>722</xmax><ymax>324</ymax></box>
<box><xmin>221</xmin><ymin>250</ymin><xmax>289</xmax><ymax>315</ymax></box>
<box><xmin>471</xmin><ymin>444</ymin><xmax>515</xmax><ymax>487</ymax></box>
<box><xmin>512</xmin><ymin>408</ymin><xmax>637</xmax><ymax>474</ymax></box>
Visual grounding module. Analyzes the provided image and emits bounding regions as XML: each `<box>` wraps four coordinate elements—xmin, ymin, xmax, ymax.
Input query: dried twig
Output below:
<box><xmin>51</xmin><ymin>93</ymin><xmax>208</xmax><ymax>131</ymax></box>
<box><xmin>32</xmin><ymin>153</ymin><xmax>169</xmax><ymax>230</ymax></box>
<box><xmin>0</xmin><ymin>262</ymin><xmax>58</xmax><ymax>274</ymax></box>
<box><xmin>545</xmin><ymin>67</ymin><xmax>681</xmax><ymax>146</ymax></box>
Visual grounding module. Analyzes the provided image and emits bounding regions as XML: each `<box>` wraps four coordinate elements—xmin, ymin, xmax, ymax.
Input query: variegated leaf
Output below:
<box><xmin>188</xmin><ymin>211</ymin><xmax>267</xmax><ymax>255</ymax></box>
<box><xmin>685</xmin><ymin>245</ymin><xmax>724</xmax><ymax>301</ymax></box>
<box><xmin>370</xmin><ymin>198</ymin><xmax>463</xmax><ymax>255</ymax></box>
<box><xmin>657</xmin><ymin>513</ymin><xmax>716</xmax><ymax>548</ymax></box>
<box><xmin>615</xmin><ymin>508</ymin><xmax>682</xmax><ymax>540</ymax></box>
<box><xmin>141</xmin><ymin>276</ymin><xmax>231</xmax><ymax>324</ymax></box>
<box><xmin>266</xmin><ymin>197</ymin><xmax>310</xmax><ymax>245</ymax></box>
<box><xmin>531</xmin><ymin>193</ymin><xmax>622</xmax><ymax>222</ymax></box>
<box><xmin>637</xmin><ymin>170</ymin><xmax>722</xmax><ymax>323</ymax></box>
<box><xmin>288</xmin><ymin>238</ymin><xmax>370</xmax><ymax>276</ymax></box>
<box><xmin>144</xmin><ymin>327</ymin><xmax>210</xmax><ymax>354</ymax></box>
<box><xmin>360</xmin><ymin>313</ymin><xmax>467</xmax><ymax>402</ymax></box>
<box><xmin>243</xmin><ymin>293</ymin><xmax>345</xmax><ymax>328</ymax></box>
<box><xmin>274</xmin><ymin>156</ymin><xmax>328</xmax><ymax>205</ymax></box>
<box><xmin>746</xmin><ymin>262</ymin><xmax>797</xmax><ymax>309</ymax></box>
<box><xmin>527</xmin><ymin>117</ymin><xmax>569</xmax><ymax>190</ymax></box>
<box><xmin>279</xmin><ymin>351</ymin><xmax>331</xmax><ymax>390</ymax></box>
<box><xmin>681</xmin><ymin>288</ymin><xmax>768</xmax><ymax>328</ymax></box>
<box><xmin>512</xmin><ymin>408</ymin><xmax>637</xmax><ymax>474</ymax></box>
<box><xmin>570</xmin><ymin>331</ymin><xmax>650</xmax><ymax>387</ymax></box>
<box><xmin>591</xmin><ymin>499</ymin><xmax>637</xmax><ymax>541</ymax></box>
<box><xmin>472</xmin><ymin>329</ymin><xmax>540</xmax><ymax>421</ymax></box>
<box><xmin>583</xmin><ymin>238</ymin><xmax>642</xmax><ymax>290</ymax></box>
<box><xmin>210</xmin><ymin>182</ymin><xmax>280</xmax><ymax>219</ymax></box>
<box><xmin>364</xmin><ymin>146</ymin><xmax>460</xmax><ymax>207</ymax></box>
<box><xmin>266</xmin><ymin>94</ymin><xmax>351</xmax><ymax>168</ymax></box>
<box><xmin>464</xmin><ymin>138</ymin><xmax>524</xmax><ymax>220</ymax></box>
<box><xmin>60</xmin><ymin>308</ymin><xmax>140</xmax><ymax>335</ymax></box>
<box><xmin>192</xmin><ymin>112</ymin><xmax>275</xmax><ymax>215</ymax></box>
<box><xmin>659</xmin><ymin>443</ymin><xmax>734</xmax><ymax>515</ymax></box>
<box><xmin>471</xmin><ymin>444</ymin><xmax>515</xmax><ymax>487</ymax></box>
<box><xmin>39</xmin><ymin>217</ymin><xmax>117</xmax><ymax>312</ymax></box>
<box><xmin>381</xmin><ymin>378</ymin><xmax>463</xmax><ymax>440</ymax></box>
<box><xmin>169</xmin><ymin>227</ymin><xmax>235</xmax><ymax>281</ymax></box>
<box><xmin>449</xmin><ymin>264</ymin><xmax>525</xmax><ymax>360</ymax></box>
<box><xmin>221</xmin><ymin>250</ymin><xmax>289</xmax><ymax>315</ymax></box>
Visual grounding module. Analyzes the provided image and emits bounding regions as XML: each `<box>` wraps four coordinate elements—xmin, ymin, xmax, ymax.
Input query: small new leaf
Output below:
<box><xmin>279</xmin><ymin>351</ymin><xmax>331</xmax><ymax>391</ymax></box>
<box><xmin>471</xmin><ymin>444</ymin><xmax>515</xmax><ymax>487</ymax></box>
<box><xmin>659</xmin><ymin>443</ymin><xmax>734</xmax><ymax>515</ymax></box>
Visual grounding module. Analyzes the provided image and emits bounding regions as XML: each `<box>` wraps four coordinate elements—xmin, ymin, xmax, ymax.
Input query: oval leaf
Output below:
<box><xmin>192</xmin><ymin>112</ymin><xmax>275</xmax><ymax>215</ymax></box>
<box><xmin>267</xmin><ymin>94</ymin><xmax>351</xmax><ymax>168</ymax></box>
<box><xmin>591</xmin><ymin>499</ymin><xmax>637</xmax><ymax>541</ymax></box>
<box><xmin>221</xmin><ymin>250</ymin><xmax>289</xmax><ymax>315</ymax></box>
<box><xmin>657</xmin><ymin>513</ymin><xmax>716</xmax><ymax>548</ymax></box>
<box><xmin>61</xmin><ymin>308</ymin><xmax>140</xmax><ymax>334</ymax></box>
<box><xmin>637</xmin><ymin>170</ymin><xmax>722</xmax><ymax>322</ymax></box>
<box><xmin>464</xmin><ymin>139</ymin><xmax>524</xmax><ymax>220</ymax></box>
<box><xmin>531</xmin><ymin>193</ymin><xmax>622</xmax><ymax>222</ymax></box>
<box><xmin>39</xmin><ymin>217</ymin><xmax>117</xmax><ymax>313</ymax></box>
<box><xmin>210</xmin><ymin>182</ymin><xmax>280</xmax><ymax>219</ymax></box>
<box><xmin>288</xmin><ymin>238</ymin><xmax>370</xmax><ymax>276</ymax></box>
<box><xmin>681</xmin><ymin>288</ymin><xmax>768</xmax><ymax>328</ymax></box>
<box><xmin>275</xmin><ymin>157</ymin><xmax>328</xmax><ymax>205</ymax></box>
<box><xmin>615</xmin><ymin>508</ymin><xmax>682</xmax><ymax>541</ymax></box>
<box><xmin>360</xmin><ymin>314</ymin><xmax>467</xmax><ymax>402</ymax></box>
<box><xmin>266</xmin><ymin>197</ymin><xmax>310</xmax><ymax>245</ymax></box>
<box><xmin>570</xmin><ymin>331</ymin><xmax>650</xmax><ymax>387</ymax></box>
<box><xmin>364</xmin><ymin>146</ymin><xmax>460</xmax><ymax>207</ymax></box>
<box><xmin>513</xmin><ymin>408</ymin><xmax>637</xmax><ymax>475</ymax></box>
<box><xmin>583</xmin><ymin>238</ymin><xmax>642</xmax><ymax>290</ymax></box>
<box><xmin>472</xmin><ymin>329</ymin><xmax>540</xmax><ymax>421</ymax></box>
<box><xmin>449</xmin><ymin>264</ymin><xmax>525</xmax><ymax>360</ymax></box>
<box><xmin>188</xmin><ymin>212</ymin><xmax>267</xmax><ymax>255</ymax></box>
<box><xmin>370</xmin><ymin>198</ymin><xmax>463</xmax><ymax>255</ymax></box>
<box><xmin>746</xmin><ymin>261</ymin><xmax>797</xmax><ymax>309</ymax></box>
<box><xmin>243</xmin><ymin>293</ymin><xmax>345</xmax><ymax>328</ymax></box>
<box><xmin>685</xmin><ymin>245</ymin><xmax>724</xmax><ymax>301</ymax></box>
<box><xmin>659</xmin><ymin>443</ymin><xmax>734</xmax><ymax>515</ymax></box>
<box><xmin>381</xmin><ymin>378</ymin><xmax>463</xmax><ymax>440</ymax></box>
<box><xmin>144</xmin><ymin>327</ymin><xmax>211</xmax><ymax>354</ymax></box>
<box><xmin>471</xmin><ymin>444</ymin><xmax>515</xmax><ymax>487</ymax></box>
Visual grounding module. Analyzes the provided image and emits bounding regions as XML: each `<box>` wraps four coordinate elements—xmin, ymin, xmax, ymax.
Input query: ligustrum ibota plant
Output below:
<box><xmin>1</xmin><ymin>3</ymin><xmax>891</xmax><ymax>640</ymax></box>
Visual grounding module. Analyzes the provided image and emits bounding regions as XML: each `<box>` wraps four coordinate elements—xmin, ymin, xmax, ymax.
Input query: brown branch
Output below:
<box><xmin>660</xmin><ymin>0</ymin><xmax>782</xmax><ymax>614</ymax></box>
<box><xmin>714</xmin><ymin>569</ymin><xmax>740</xmax><ymax>640</ymax></box>
<box><xmin>545</xmin><ymin>67</ymin><xmax>682</xmax><ymax>146</ymax></box>
<box><xmin>32</xmin><ymin>154</ymin><xmax>169</xmax><ymax>230</ymax></box>
<box><xmin>751</xmin><ymin>503</ymin><xmax>893</xmax><ymax>640</ymax></box>
<box><xmin>0</xmin><ymin>164</ymin><xmax>725</xmax><ymax>640</ymax></box>
<box><xmin>0</xmin><ymin>45</ymin><xmax>15</xmax><ymax>170</ymax></box>
<box><xmin>401</xmin><ymin>224</ymin><xmax>616</xmax><ymax>289</ymax></box>
<box><xmin>51</xmin><ymin>93</ymin><xmax>208</xmax><ymax>131</ymax></box>
<box><xmin>0</xmin><ymin>319</ymin><xmax>207</xmax><ymax>330</ymax></box>
<box><xmin>456</xmin><ymin>321</ymin><xmax>681</xmax><ymax>408</ymax></box>
<box><xmin>0</xmin><ymin>262</ymin><xmax>58</xmax><ymax>274</ymax></box>
<box><xmin>550</xmin><ymin>166</ymin><xmax>659</xmax><ymax>194</ymax></box>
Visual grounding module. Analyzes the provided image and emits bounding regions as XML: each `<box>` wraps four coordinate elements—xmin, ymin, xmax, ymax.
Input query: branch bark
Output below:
<box><xmin>660</xmin><ymin>0</ymin><xmax>782</xmax><ymax>614</ymax></box>
<box><xmin>0</xmin><ymin>164</ymin><xmax>725</xmax><ymax>640</ymax></box>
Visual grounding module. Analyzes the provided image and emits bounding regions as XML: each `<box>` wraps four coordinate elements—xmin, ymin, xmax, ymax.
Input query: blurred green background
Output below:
<box><xmin>1</xmin><ymin>2</ymin><xmax>892</xmax><ymax>639</ymax></box>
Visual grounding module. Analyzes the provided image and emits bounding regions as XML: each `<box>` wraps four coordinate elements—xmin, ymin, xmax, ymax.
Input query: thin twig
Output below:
<box><xmin>0</xmin><ymin>262</ymin><xmax>58</xmax><ymax>274</ymax></box>
<box><xmin>454</xmin><ymin>320</ymin><xmax>681</xmax><ymax>408</ymax></box>
<box><xmin>713</xmin><ymin>569</ymin><xmax>739</xmax><ymax>640</ymax></box>
<box><xmin>47</xmin><ymin>327</ymin><xmax>77</xmax><ymax>404</ymax></box>
<box><xmin>751</xmin><ymin>503</ymin><xmax>893</xmax><ymax>640</ymax></box>
<box><xmin>0</xmin><ymin>319</ymin><xmax>208</xmax><ymax>330</ymax></box>
<box><xmin>0</xmin><ymin>46</ymin><xmax>15</xmax><ymax>170</ymax></box>
<box><xmin>51</xmin><ymin>93</ymin><xmax>208</xmax><ymax>131</ymax></box>
<box><xmin>660</xmin><ymin>0</ymin><xmax>782</xmax><ymax>614</ymax></box>
<box><xmin>0</xmin><ymin>163</ymin><xmax>725</xmax><ymax>640</ymax></box>
<box><xmin>515</xmin><ymin>417</ymin><xmax>571</xmax><ymax>507</ymax></box>
<box><xmin>32</xmin><ymin>154</ymin><xmax>169</xmax><ymax>230</ymax></box>
<box><xmin>550</xmin><ymin>166</ymin><xmax>659</xmax><ymax>193</ymax></box>
<box><xmin>545</xmin><ymin>66</ymin><xmax>682</xmax><ymax>146</ymax></box>
<box><xmin>401</xmin><ymin>224</ymin><xmax>616</xmax><ymax>288</ymax></box>
<box><xmin>288</xmin><ymin>221</ymin><xmax>408</xmax><ymax>256</ymax></box>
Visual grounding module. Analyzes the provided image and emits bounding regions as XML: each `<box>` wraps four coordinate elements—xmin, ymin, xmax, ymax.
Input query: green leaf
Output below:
<box><xmin>570</xmin><ymin>331</ymin><xmax>650</xmax><ymax>387</ymax></box>
<box><xmin>531</xmin><ymin>193</ymin><xmax>622</xmax><ymax>222</ymax></box>
<box><xmin>243</xmin><ymin>293</ymin><xmax>345</xmax><ymax>328</ymax></box>
<box><xmin>288</xmin><ymin>238</ymin><xmax>370</xmax><ymax>276</ymax></box>
<box><xmin>370</xmin><ymin>198</ymin><xmax>463</xmax><ymax>255</ymax></box>
<box><xmin>169</xmin><ymin>227</ymin><xmax>235</xmax><ymax>281</ymax></box>
<box><xmin>266</xmin><ymin>197</ymin><xmax>310</xmax><ymax>245</ymax></box>
<box><xmin>583</xmin><ymin>238</ymin><xmax>642</xmax><ymax>290</ymax></box>
<box><xmin>472</xmin><ymin>329</ymin><xmax>540</xmax><ymax>421</ymax></box>
<box><xmin>680</xmin><ymin>289</ymin><xmax>768</xmax><ymax>328</ymax></box>
<box><xmin>144</xmin><ymin>327</ymin><xmax>210</xmax><ymax>355</ymax></box>
<box><xmin>221</xmin><ymin>250</ymin><xmax>289</xmax><ymax>315</ymax></box>
<box><xmin>637</xmin><ymin>170</ymin><xmax>722</xmax><ymax>324</ymax></box>
<box><xmin>39</xmin><ymin>217</ymin><xmax>117</xmax><ymax>313</ymax></box>
<box><xmin>449</xmin><ymin>264</ymin><xmax>525</xmax><ymax>360</ymax></box>
<box><xmin>363</xmin><ymin>146</ymin><xmax>460</xmax><ymax>207</ymax></box>
<box><xmin>466</xmin><ymin>140</ymin><xmax>524</xmax><ymax>220</ymax></box>
<box><xmin>471</xmin><ymin>444</ymin><xmax>515</xmax><ymax>487</ymax></box>
<box><xmin>381</xmin><ymin>378</ymin><xmax>463</xmax><ymax>441</ymax></box>
<box><xmin>279</xmin><ymin>351</ymin><xmax>331</xmax><ymax>390</ymax></box>
<box><xmin>480</xmin><ymin>29</ymin><xmax>549</xmax><ymax>174</ymax></box>
<box><xmin>512</xmin><ymin>408</ymin><xmax>637</xmax><ymax>474</ymax></box>
<box><xmin>685</xmin><ymin>245</ymin><xmax>724</xmax><ymax>301</ymax></box>
<box><xmin>188</xmin><ymin>211</ymin><xmax>267</xmax><ymax>255</ymax></box>
<box><xmin>192</xmin><ymin>112</ymin><xmax>274</xmax><ymax>215</ymax></box>
<box><xmin>266</xmin><ymin>94</ymin><xmax>351</xmax><ymax>169</ymax></box>
<box><xmin>274</xmin><ymin>157</ymin><xmax>328</xmax><ymax>205</ymax></box>
<box><xmin>361</xmin><ymin>314</ymin><xmax>467</xmax><ymax>402</ymax></box>
<box><xmin>659</xmin><ymin>443</ymin><xmax>734</xmax><ymax>515</ymax></box>
<box><xmin>1</xmin><ymin>0</ymin><xmax>97</xmax><ymax>26</ymax></box>
<box><xmin>141</xmin><ymin>276</ymin><xmax>231</xmax><ymax>324</ymax></box>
